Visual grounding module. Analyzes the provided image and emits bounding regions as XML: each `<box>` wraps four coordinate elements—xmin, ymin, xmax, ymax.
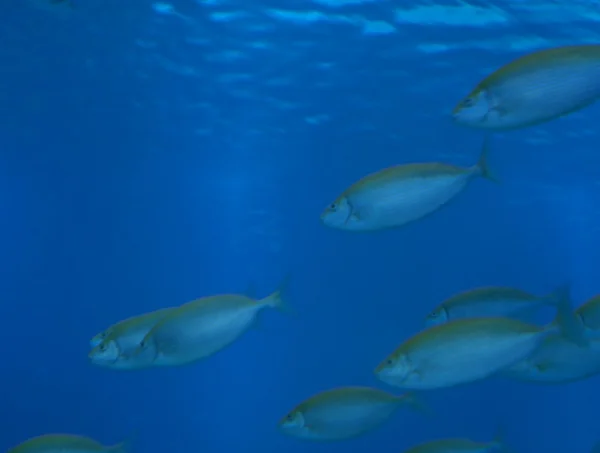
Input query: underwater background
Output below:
<box><xmin>3</xmin><ymin>1</ymin><xmax>600</xmax><ymax>452</ymax></box>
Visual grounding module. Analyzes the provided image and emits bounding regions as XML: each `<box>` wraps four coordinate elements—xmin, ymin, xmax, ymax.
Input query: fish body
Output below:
<box><xmin>375</xmin><ymin>294</ymin><xmax>583</xmax><ymax>390</ymax></box>
<box><xmin>90</xmin><ymin>307</ymin><xmax>175</xmax><ymax>348</ymax></box>
<box><xmin>425</xmin><ymin>285</ymin><xmax>564</xmax><ymax>326</ymax></box>
<box><xmin>405</xmin><ymin>438</ymin><xmax>500</xmax><ymax>453</ymax></box>
<box><xmin>503</xmin><ymin>334</ymin><xmax>600</xmax><ymax>384</ymax></box>
<box><xmin>279</xmin><ymin>386</ymin><xmax>418</xmax><ymax>441</ymax></box>
<box><xmin>320</xmin><ymin>140</ymin><xmax>494</xmax><ymax>232</ymax></box>
<box><xmin>375</xmin><ymin>317</ymin><xmax>547</xmax><ymax>390</ymax></box>
<box><xmin>133</xmin><ymin>288</ymin><xmax>285</xmax><ymax>366</ymax></box>
<box><xmin>453</xmin><ymin>45</ymin><xmax>600</xmax><ymax>130</ymax></box>
<box><xmin>8</xmin><ymin>435</ymin><xmax>127</xmax><ymax>453</ymax></box>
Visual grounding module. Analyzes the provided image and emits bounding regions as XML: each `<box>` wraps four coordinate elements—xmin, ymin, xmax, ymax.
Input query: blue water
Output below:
<box><xmin>3</xmin><ymin>1</ymin><xmax>600</xmax><ymax>452</ymax></box>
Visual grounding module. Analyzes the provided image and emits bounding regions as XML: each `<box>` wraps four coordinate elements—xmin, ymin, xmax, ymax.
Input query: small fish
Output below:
<box><xmin>278</xmin><ymin>386</ymin><xmax>423</xmax><ymax>441</ymax></box>
<box><xmin>503</xmin><ymin>334</ymin><xmax>600</xmax><ymax>384</ymax></box>
<box><xmin>425</xmin><ymin>285</ymin><xmax>567</xmax><ymax>326</ymax></box>
<box><xmin>89</xmin><ymin>307</ymin><xmax>175</xmax><ymax>348</ymax></box>
<box><xmin>320</xmin><ymin>139</ymin><xmax>496</xmax><ymax>232</ymax></box>
<box><xmin>375</xmin><ymin>292</ymin><xmax>585</xmax><ymax>390</ymax></box>
<box><xmin>8</xmin><ymin>434</ymin><xmax>129</xmax><ymax>453</ymax></box>
<box><xmin>132</xmin><ymin>279</ymin><xmax>289</xmax><ymax>367</ymax></box>
<box><xmin>404</xmin><ymin>435</ymin><xmax>503</xmax><ymax>453</ymax></box>
<box><xmin>453</xmin><ymin>45</ymin><xmax>600</xmax><ymax>130</ymax></box>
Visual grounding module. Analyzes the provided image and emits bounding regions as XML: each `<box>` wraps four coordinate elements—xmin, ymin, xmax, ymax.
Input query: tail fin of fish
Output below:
<box><xmin>475</xmin><ymin>135</ymin><xmax>500</xmax><ymax>183</ymax></box>
<box><xmin>261</xmin><ymin>273</ymin><xmax>294</xmax><ymax>314</ymax></box>
<box><xmin>541</xmin><ymin>283</ymin><xmax>571</xmax><ymax>307</ymax></box>
<box><xmin>110</xmin><ymin>432</ymin><xmax>136</xmax><ymax>453</ymax></box>
<box><xmin>549</xmin><ymin>284</ymin><xmax>588</xmax><ymax>347</ymax></box>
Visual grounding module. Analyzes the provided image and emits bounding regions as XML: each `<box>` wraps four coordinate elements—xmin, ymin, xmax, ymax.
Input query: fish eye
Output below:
<box><xmin>329</xmin><ymin>203</ymin><xmax>337</xmax><ymax>211</ymax></box>
<box><xmin>386</xmin><ymin>359</ymin><xmax>393</xmax><ymax>365</ymax></box>
<box><xmin>429</xmin><ymin>310</ymin><xmax>438</xmax><ymax>318</ymax></box>
<box><xmin>99</xmin><ymin>343</ymin><xmax>107</xmax><ymax>351</ymax></box>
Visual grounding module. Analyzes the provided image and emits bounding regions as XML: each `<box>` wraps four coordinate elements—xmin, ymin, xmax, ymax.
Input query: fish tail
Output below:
<box><xmin>549</xmin><ymin>285</ymin><xmax>588</xmax><ymax>347</ymax></box>
<box><xmin>475</xmin><ymin>135</ymin><xmax>500</xmax><ymax>183</ymax></box>
<box><xmin>541</xmin><ymin>283</ymin><xmax>571</xmax><ymax>306</ymax></box>
<box><xmin>110</xmin><ymin>432</ymin><xmax>136</xmax><ymax>453</ymax></box>
<box><xmin>261</xmin><ymin>273</ymin><xmax>294</xmax><ymax>314</ymax></box>
<box><xmin>398</xmin><ymin>392</ymin><xmax>432</xmax><ymax>416</ymax></box>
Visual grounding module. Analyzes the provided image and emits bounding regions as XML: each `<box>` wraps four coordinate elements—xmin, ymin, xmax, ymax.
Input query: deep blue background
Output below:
<box><xmin>2</xmin><ymin>1</ymin><xmax>600</xmax><ymax>452</ymax></box>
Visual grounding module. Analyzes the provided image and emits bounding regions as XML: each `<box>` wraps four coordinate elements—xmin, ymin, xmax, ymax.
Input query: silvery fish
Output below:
<box><xmin>425</xmin><ymin>285</ymin><xmax>567</xmax><ymax>327</ymax></box>
<box><xmin>321</xmin><ymin>140</ymin><xmax>495</xmax><ymax>232</ymax></box>
<box><xmin>453</xmin><ymin>45</ymin><xmax>600</xmax><ymax>130</ymax></box>
<box><xmin>132</xmin><ymin>281</ymin><xmax>289</xmax><ymax>367</ymax></box>
<box><xmin>8</xmin><ymin>434</ymin><xmax>130</xmax><ymax>453</ymax></box>
<box><xmin>375</xmin><ymin>293</ymin><xmax>585</xmax><ymax>390</ymax></box>
<box><xmin>89</xmin><ymin>307</ymin><xmax>175</xmax><ymax>348</ymax></box>
<box><xmin>88</xmin><ymin>307</ymin><xmax>177</xmax><ymax>370</ymax></box>
<box><xmin>503</xmin><ymin>334</ymin><xmax>600</xmax><ymax>384</ymax></box>
<box><xmin>278</xmin><ymin>386</ymin><xmax>423</xmax><ymax>441</ymax></box>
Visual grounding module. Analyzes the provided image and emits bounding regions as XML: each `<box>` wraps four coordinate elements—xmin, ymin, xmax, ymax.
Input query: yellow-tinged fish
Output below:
<box><xmin>278</xmin><ymin>386</ymin><xmax>423</xmax><ymax>441</ymax></box>
<box><xmin>425</xmin><ymin>285</ymin><xmax>567</xmax><ymax>327</ymax></box>
<box><xmin>404</xmin><ymin>434</ymin><xmax>503</xmax><ymax>453</ymax></box>
<box><xmin>453</xmin><ymin>45</ymin><xmax>600</xmax><ymax>130</ymax></box>
<box><xmin>502</xmin><ymin>334</ymin><xmax>600</xmax><ymax>384</ymax></box>
<box><xmin>8</xmin><ymin>434</ymin><xmax>129</xmax><ymax>453</ymax></box>
<box><xmin>90</xmin><ymin>307</ymin><xmax>176</xmax><ymax>348</ymax></box>
<box><xmin>131</xmin><ymin>280</ymin><xmax>289</xmax><ymax>367</ymax></box>
<box><xmin>320</xmin><ymin>139</ymin><xmax>495</xmax><ymax>232</ymax></box>
<box><xmin>375</xmin><ymin>293</ymin><xmax>585</xmax><ymax>390</ymax></box>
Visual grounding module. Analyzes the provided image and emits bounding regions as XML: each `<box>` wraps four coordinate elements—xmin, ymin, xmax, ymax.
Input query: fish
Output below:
<box><xmin>320</xmin><ymin>139</ymin><xmax>495</xmax><ymax>232</ymax></box>
<box><xmin>502</xmin><ymin>334</ymin><xmax>600</xmax><ymax>384</ymax></box>
<box><xmin>375</xmin><ymin>291</ymin><xmax>585</xmax><ymax>390</ymax></box>
<box><xmin>453</xmin><ymin>45</ymin><xmax>600</xmax><ymax>130</ymax></box>
<box><xmin>8</xmin><ymin>434</ymin><xmax>129</xmax><ymax>453</ymax></box>
<box><xmin>425</xmin><ymin>285</ymin><xmax>568</xmax><ymax>326</ymax></box>
<box><xmin>131</xmin><ymin>280</ymin><xmax>289</xmax><ymax>367</ymax></box>
<box><xmin>89</xmin><ymin>307</ymin><xmax>176</xmax><ymax>348</ymax></box>
<box><xmin>278</xmin><ymin>386</ymin><xmax>423</xmax><ymax>441</ymax></box>
<box><xmin>403</xmin><ymin>435</ymin><xmax>503</xmax><ymax>453</ymax></box>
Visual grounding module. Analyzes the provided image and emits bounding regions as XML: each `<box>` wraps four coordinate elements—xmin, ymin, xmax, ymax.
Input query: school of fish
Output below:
<box><xmin>11</xmin><ymin>42</ymin><xmax>600</xmax><ymax>453</ymax></box>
